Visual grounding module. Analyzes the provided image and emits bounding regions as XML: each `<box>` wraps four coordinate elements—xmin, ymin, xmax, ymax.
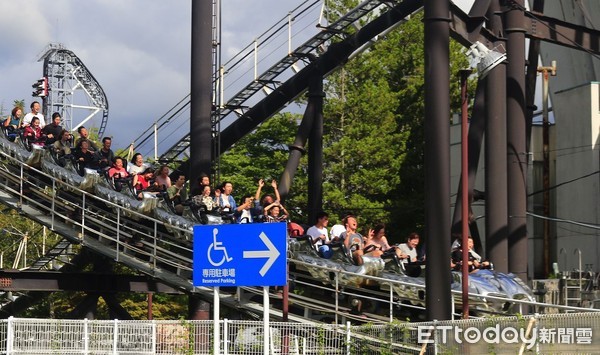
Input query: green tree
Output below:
<box><xmin>320</xmin><ymin>11</ymin><xmax>473</xmax><ymax>241</ymax></box>
<box><xmin>217</xmin><ymin>9</ymin><xmax>473</xmax><ymax>243</ymax></box>
<box><xmin>219</xmin><ymin>112</ymin><xmax>307</xmax><ymax>220</ymax></box>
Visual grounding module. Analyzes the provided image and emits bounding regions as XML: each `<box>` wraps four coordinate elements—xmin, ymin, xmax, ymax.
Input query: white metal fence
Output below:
<box><xmin>0</xmin><ymin>313</ymin><xmax>599</xmax><ymax>354</ymax></box>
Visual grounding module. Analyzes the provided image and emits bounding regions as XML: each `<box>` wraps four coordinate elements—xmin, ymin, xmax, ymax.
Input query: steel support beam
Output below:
<box><xmin>424</xmin><ymin>0</ymin><xmax>451</xmax><ymax>321</ymax></box>
<box><xmin>524</xmin><ymin>9</ymin><xmax>600</xmax><ymax>55</ymax></box>
<box><xmin>484</xmin><ymin>0</ymin><xmax>509</xmax><ymax>273</ymax></box>
<box><xmin>505</xmin><ymin>0</ymin><xmax>529</xmax><ymax>282</ymax></box>
<box><xmin>525</xmin><ymin>0</ymin><xmax>544</xmax><ymax>278</ymax></box>
<box><xmin>307</xmin><ymin>75</ymin><xmax>325</xmax><ymax>224</ymax></box>
<box><xmin>0</xmin><ymin>271</ymin><xmax>181</xmax><ymax>293</ymax></box>
<box><xmin>190</xmin><ymin>0</ymin><xmax>214</xmax><ymax>186</ymax></box>
<box><xmin>278</xmin><ymin>73</ymin><xmax>324</xmax><ymax>218</ymax></box>
<box><xmin>451</xmin><ymin>83</ymin><xmax>486</xmax><ymax>247</ymax></box>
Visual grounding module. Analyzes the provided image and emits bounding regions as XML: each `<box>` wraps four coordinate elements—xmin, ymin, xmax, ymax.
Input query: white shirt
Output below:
<box><xmin>469</xmin><ymin>249</ymin><xmax>483</xmax><ymax>262</ymax></box>
<box><xmin>306</xmin><ymin>226</ymin><xmax>329</xmax><ymax>246</ymax></box>
<box><xmin>398</xmin><ymin>243</ymin><xmax>418</xmax><ymax>263</ymax></box>
<box><xmin>330</xmin><ymin>224</ymin><xmax>345</xmax><ymax>240</ymax></box>
<box><xmin>127</xmin><ymin>162</ymin><xmax>149</xmax><ymax>175</ymax></box>
<box><xmin>22</xmin><ymin>112</ymin><xmax>45</xmax><ymax>128</ymax></box>
<box><xmin>239</xmin><ymin>209</ymin><xmax>252</xmax><ymax>223</ymax></box>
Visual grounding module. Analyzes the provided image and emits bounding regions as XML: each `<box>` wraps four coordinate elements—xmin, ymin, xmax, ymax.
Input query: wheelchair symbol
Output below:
<box><xmin>207</xmin><ymin>228</ymin><xmax>233</xmax><ymax>266</ymax></box>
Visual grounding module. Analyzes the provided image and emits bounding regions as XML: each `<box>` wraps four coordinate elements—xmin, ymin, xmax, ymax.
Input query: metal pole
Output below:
<box><xmin>147</xmin><ymin>293</ymin><xmax>153</xmax><ymax>320</ymax></box>
<box><xmin>485</xmin><ymin>0</ymin><xmax>508</xmax><ymax>273</ymax></box>
<box><xmin>538</xmin><ymin>61</ymin><xmax>557</xmax><ymax>277</ymax></box>
<box><xmin>506</xmin><ymin>0</ymin><xmax>529</xmax><ymax>282</ymax></box>
<box><xmin>282</xmin><ymin>266</ymin><xmax>290</xmax><ymax>353</ymax></box>
<box><xmin>263</xmin><ymin>287</ymin><xmax>270</xmax><ymax>355</ymax></box>
<box><xmin>460</xmin><ymin>69</ymin><xmax>471</xmax><ymax>319</ymax></box>
<box><xmin>307</xmin><ymin>75</ymin><xmax>325</xmax><ymax>223</ymax></box>
<box><xmin>154</xmin><ymin>123</ymin><xmax>158</xmax><ymax>162</ymax></box>
<box><xmin>451</xmin><ymin>82</ymin><xmax>486</xmax><ymax>242</ymax></box>
<box><xmin>214</xmin><ymin>287</ymin><xmax>220</xmax><ymax>355</ymax></box>
<box><xmin>424</xmin><ymin>0</ymin><xmax>452</xmax><ymax>321</ymax></box>
<box><xmin>190</xmin><ymin>0</ymin><xmax>213</xmax><ymax>189</ymax></box>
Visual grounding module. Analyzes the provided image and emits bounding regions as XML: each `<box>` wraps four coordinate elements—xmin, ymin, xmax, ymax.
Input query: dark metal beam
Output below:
<box><xmin>68</xmin><ymin>293</ymin><xmax>99</xmax><ymax>319</ymax></box>
<box><xmin>190</xmin><ymin>0</ymin><xmax>214</xmax><ymax>187</ymax></box>
<box><xmin>307</xmin><ymin>75</ymin><xmax>325</xmax><ymax>223</ymax></box>
<box><xmin>506</xmin><ymin>0</ymin><xmax>529</xmax><ymax>282</ymax></box>
<box><xmin>451</xmin><ymin>82</ymin><xmax>486</xmax><ymax>246</ymax></box>
<box><xmin>103</xmin><ymin>293</ymin><xmax>134</xmax><ymax>320</ymax></box>
<box><xmin>217</xmin><ymin>0</ymin><xmax>422</xmax><ymax>153</ymax></box>
<box><xmin>524</xmin><ymin>9</ymin><xmax>600</xmax><ymax>55</ymax></box>
<box><xmin>525</xmin><ymin>0</ymin><xmax>544</xmax><ymax>279</ymax></box>
<box><xmin>0</xmin><ymin>270</ymin><xmax>182</xmax><ymax>293</ymax></box>
<box><xmin>449</xmin><ymin>1</ymin><xmax>500</xmax><ymax>48</ymax></box>
<box><xmin>484</xmin><ymin>0</ymin><xmax>509</xmax><ymax>273</ymax></box>
<box><xmin>278</xmin><ymin>82</ymin><xmax>318</xmax><ymax>201</ymax></box>
<box><xmin>0</xmin><ymin>291</ymin><xmax>48</xmax><ymax>319</ymax></box>
<box><xmin>424</xmin><ymin>0</ymin><xmax>451</xmax><ymax>321</ymax></box>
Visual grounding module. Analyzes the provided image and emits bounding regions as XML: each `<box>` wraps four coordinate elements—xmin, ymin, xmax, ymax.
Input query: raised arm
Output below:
<box><xmin>271</xmin><ymin>179</ymin><xmax>281</xmax><ymax>202</ymax></box>
<box><xmin>280</xmin><ymin>203</ymin><xmax>289</xmax><ymax>216</ymax></box>
<box><xmin>254</xmin><ymin>179</ymin><xmax>264</xmax><ymax>201</ymax></box>
<box><xmin>263</xmin><ymin>201</ymin><xmax>277</xmax><ymax>215</ymax></box>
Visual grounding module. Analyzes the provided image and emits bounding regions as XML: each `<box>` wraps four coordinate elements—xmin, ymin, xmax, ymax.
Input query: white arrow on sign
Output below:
<box><xmin>243</xmin><ymin>231</ymin><xmax>281</xmax><ymax>277</ymax></box>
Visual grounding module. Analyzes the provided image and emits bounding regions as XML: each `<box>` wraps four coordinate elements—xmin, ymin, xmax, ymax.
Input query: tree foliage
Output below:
<box><xmin>318</xmin><ymin>11</ymin><xmax>473</xmax><ymax>242</ymax></box>
<box><xmin>220</xmin><ymin>12</ymin><xmax>473</xmax><ymax>244</ymax></box>
<box><xmin>219</xmin><ymin>112</ymin><xmax>308</xmax><ymax>220</ymax></box>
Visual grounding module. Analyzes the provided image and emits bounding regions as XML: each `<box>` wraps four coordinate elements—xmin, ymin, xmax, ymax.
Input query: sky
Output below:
<box><xmin>0</xmin><ymin>0</ymin><xmax>478</xmax><ymax>154</ymax></box>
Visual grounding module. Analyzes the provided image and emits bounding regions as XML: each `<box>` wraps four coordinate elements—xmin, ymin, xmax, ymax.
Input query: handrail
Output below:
<box><xmin>559</xmin><ymin>247</ymin><xmax>568</xmax><ymax>272</ymax></box>
<box><xmin>136</xmin><ymin>0</ymin><xmax>401</xmax><ymax>161</ymax></box>
<box><xmin>129</xmin><ymin>0</ymin><xmax>321</xmax><ymax>155</ymax></box>
<box><xmin>575</xmin><ymin>248</ymin><xmax>583</xmax><ymax>294</ymax></box>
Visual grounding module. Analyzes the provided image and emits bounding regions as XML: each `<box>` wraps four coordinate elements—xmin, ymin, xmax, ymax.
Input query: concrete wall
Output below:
<box><xmin>449</xmin><ymin>82</ymin><xmax>600</xmax><ymax>277</ymax></box>
<box><xmin>552</xmin><ymin>82</ymin><xmax>600</xmax><ymax>272</ymax></box>
<box><xmin>529</xmin><ymin>116</ymin><xmax>556</xmax><ymax>278</ymax></box>
<box><xmin>449</xmin><ymin>115</ymin><xmax>486</xmax><ymax>249</ymax></box>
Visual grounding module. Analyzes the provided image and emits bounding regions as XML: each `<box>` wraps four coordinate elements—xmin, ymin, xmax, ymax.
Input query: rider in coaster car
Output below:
<box><xmin>108</xmin><ymin>157</ymin><xmax>130</xmax><ymax>192</ymax></box>
<box><xmin>451</xmin><ymin>235</ymin><xmax>492</xmax><ymax>273</ymax></box>
<box><xmin>340</xmin><ymin>215</ymin><xmax>366</xmax><ymax>265</ymax></box>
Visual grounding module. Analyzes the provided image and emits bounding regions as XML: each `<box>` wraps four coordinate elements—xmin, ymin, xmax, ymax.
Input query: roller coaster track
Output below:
<box><xmin>38</xmin><ymin>43</ymin><xmax>110</xmax><ymax>138</ymax></box>
<box><xmin>0</xmin><ymin>134</ymin><xmax>551</xmax><ymax>323</ymax></box>
<box><xmin>133</xmin><ymin>0</ymin><xmax>418</xmax><ymax>163</ymax></box>
<box><xmin>7</xmin><ymin>0</ymin><xmax>599</xmax><ymax>322</ymax></box>
<box><xmin>0</xmin><ymin>137</ymin><xmax>423</xmax><ymax>323</ymax></box>
<box><xmin>0</xmin><ymin>1</ymin><xmax>433</xmax><ymax>322</ymax></box>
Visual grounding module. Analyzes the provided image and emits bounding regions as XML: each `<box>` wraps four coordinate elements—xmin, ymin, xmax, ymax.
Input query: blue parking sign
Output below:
<box><xmin>193</xmin><ymin>223</ymin><xmax>287</xmax><ymax>287</ymax></box>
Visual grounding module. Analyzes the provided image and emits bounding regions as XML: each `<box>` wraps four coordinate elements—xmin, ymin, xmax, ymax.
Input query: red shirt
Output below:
<box><xmin>108</xmin><ymin>167</ymin><xmax>128</xmax><ymax>179</ymax></box>
<box><xmin>135</xmin><ymin>174</ymin><xmax>151</xmax><ymax>190</ymax></box>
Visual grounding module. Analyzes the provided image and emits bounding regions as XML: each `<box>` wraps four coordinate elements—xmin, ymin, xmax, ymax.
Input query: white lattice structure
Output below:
<box><xmin>37</xmin><ymin>42</ymin><xmax>110</xmax><ymax>138</ymax></box>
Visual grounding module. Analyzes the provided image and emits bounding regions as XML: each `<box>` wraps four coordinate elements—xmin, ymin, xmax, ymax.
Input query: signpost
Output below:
<box><xmin>193</xmin><ymin>223</ymin><xmax>287</xmax><ymax>287</ymax></box>
<box><xmin>193</xmin><ymin>222</ymin><xmax>287</xmax><ymax>354</ymax></box>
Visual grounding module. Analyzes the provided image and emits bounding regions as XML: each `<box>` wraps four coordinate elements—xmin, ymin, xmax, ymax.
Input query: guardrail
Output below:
<box><xmin>1</xmin><ymin>313</ymin><xmax>600</xmax><ymax>354</ymax></box>
<box><xmin>132</xmin><ymin>0</ymin><xmax>323</xmax><ymax>158</ymax></box>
